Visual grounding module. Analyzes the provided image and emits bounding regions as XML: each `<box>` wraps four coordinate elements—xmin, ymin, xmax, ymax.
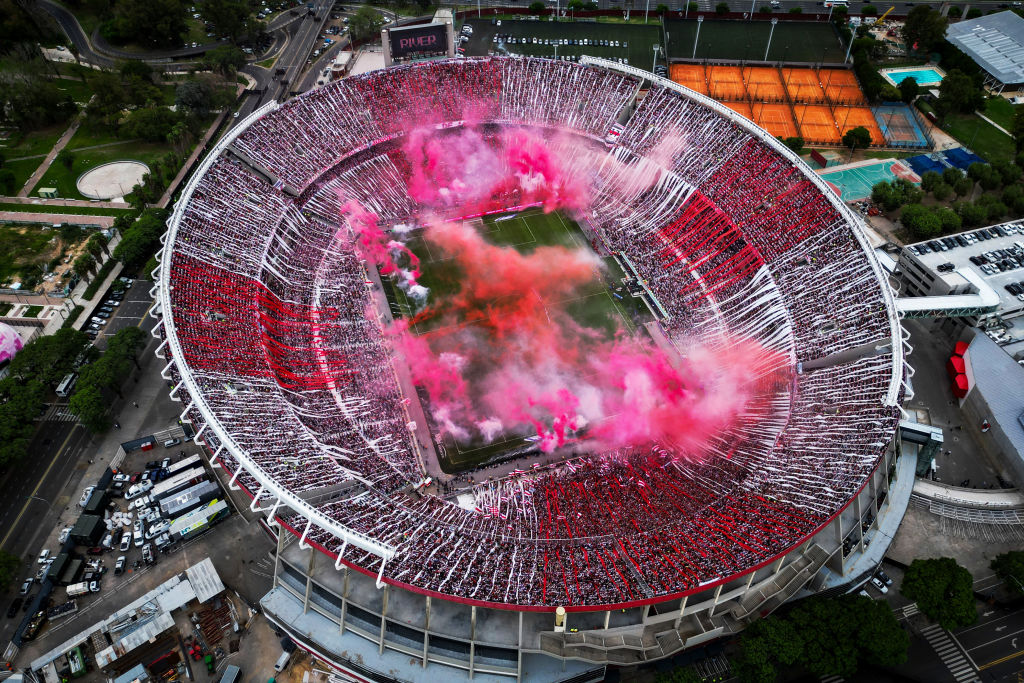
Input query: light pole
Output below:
<box><xmin>692</xmin><ymin>15</ymin><xmax>703</xmax><ymax>59</ymax></box>
<box><xmin>765</xmin><ymin>17</ymin><xmax>777</xmax><ymax>61</ymax></box>
<box><xmin>645</xmin><ymin>0</ymin><xmax>651</xmax><ymax>23</ymax></box>
<box><xmin>750</xmin><ymin>0</ymin><xmax>756</xmax><ymax>19</ymax></box>
<box><xmin>652</xmin><ymin>43</ymin><xmax>660</xmax><ymax>72</ymax></box>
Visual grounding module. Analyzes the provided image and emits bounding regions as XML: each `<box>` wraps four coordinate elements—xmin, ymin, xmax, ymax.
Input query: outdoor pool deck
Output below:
<box><xmin>818</xmin><ymin>158</ymin><xmax>921</xmax><ymax>201</ymax></box>
<box><xmin>880</xmin><ymin>66</ymin><xmax>946</xmax><ymax>87</ymax></box>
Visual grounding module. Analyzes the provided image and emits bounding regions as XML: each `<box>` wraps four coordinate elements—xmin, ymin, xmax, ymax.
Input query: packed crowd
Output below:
<box><xmin>162</xmin><ymin>56</ymin><xmax>901</xmax><ymax>608</ymax></box>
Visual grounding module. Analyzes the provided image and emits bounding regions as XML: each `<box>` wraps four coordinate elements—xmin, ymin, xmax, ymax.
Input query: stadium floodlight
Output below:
<box><xmin>765</xmin><ymin>17</ymin><xmax>778</xmax><ymax>61</ymax></box>
<box><xmin>693</xmin><ymin>15</ymin><xmax>704</xmax><ymax>59</ymax></box>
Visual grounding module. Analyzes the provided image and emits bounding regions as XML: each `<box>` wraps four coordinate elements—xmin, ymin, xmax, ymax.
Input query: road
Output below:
<box><xmin>955</xmin><ymin>602</ymin><xmax>1024</xmax><ymax>682</ymax></box>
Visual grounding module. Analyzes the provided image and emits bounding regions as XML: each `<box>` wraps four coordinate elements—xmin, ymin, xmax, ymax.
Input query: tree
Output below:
<box><xmin>107</xmin><ymin>327</ymin><xmax>147</xmax><ymax>370</ymax></box>
<box><xmin>0</xmin><ymin>168</ymin><xmax>15</xmax><ymax>195</ymax></box>
<box><xmin>947</xmin><ymin>6</ymin><xmax>962</xmax><ymax>17</ymax></box>
<box><xmin>175</xmin><ymin>79</ymin><xmax>215</xmax><ymax>115</ymax></box>
<box><xmin>965</xmin><ymin>7</ymin><xmax>982</xmax><ymax>18</ymax></box>
<box><xmin>655</xmin><ymin>3</ymin><xmax>669</xmax><ymax>13</ymax></box>
<box><xmin>119</xmin><ymin>60</ymin><xmax>154</xmax><ymax>83</ymax></box>
<box><xmin>83</xmin><ymin>71</ymin><xmax>129</xmax><ymax>127</ymax></box>
<box><xmin>957</xmin><ymin>200</ymin><xmax>988</xmax><ymax>227</ymax></box>
<box><xmin>937</xmin><ymin>207</ymin><xmax>961</xmax><ymax>233</ymax></box>
<box><xmin>0</xmin><ymin>74</ymin><xmax>77</xmax><ymax>132</ymax></box>
<box><xmin>73</xmin><ymin>253</ymin><xmax>97</xmax><ymax>279</ymax></box>
<box><xmin>199</xmin><ymin>0</ymin><xmax>250</xmax><ymax>42</ymax></box>
<box><xmin>953</xmin><ymin>176</ymin><xmax>973</xmax><ymax>198</ymax></box>
<box><xmin>901</xmin><ymin>203</ymin><xmax>942</xmax><ymax>238</ymax></box>
<box><xmin>653</xmin><ymin>667</ymin><xmax>702</xmax><ymax>683</ymax></box>
<box><xmin>715</xmin><ymin>1</ymin><xmax>729</xmax><ymax>13</ymax></box>
<box><xmin>902</xmin><ymin>6</ymin><xmax>948</xmax><ymax>53</ymax></box>
<box><xmin>56</xmin><ymin>148</ymin><xmax>75</xmax><ymax>169</ymax></box>
<box><xmin>113</xmin><ymin>209</ymin><xmax>166</xmax><ymax>270</ymax></box>
<box><xmin>122</xmin><ymin>107</ymin><xmax>181</xmax><ymax>142</ymax></box>
<box><xmin>350</xmin><ymin>6</ymin><xmax>388</xmax><ymax>40</ymax></box>
<box><xmin>87</xmin><ymin>232</ymin><xmax>109</xmax><ymax>257</ymax></box>
<box><xmin>843</xmin><ymin>126</ymin><xmax>872</xmax><ymax>154</ymax></box>
<box><xmin>936</xmin><ymin>69</ymin><xmax>985</xmax><ymax>117</ymax></box>
<box><xmin>898</xmin><ymin>76</ymin><xmax>919</xmax><ymax>103</ymax></box>
<box><xmin>991</xmin><ymin>551</ymin><xmax>1024</xmax><ymax>596</ymax></box>
<box><xmin>7</xmin><ymin>328</ymin><xmax>91</xmax><ymax>388</ymax></box>
<box><xmin>862</xmin><ymin>4</ymin><xmax>877</xmax><ymax>14</ymax></box>
<box><xmin>942</xmin><ymin>166</ymin><xmax>963</xmax><ymax>186</ymax></box>
<box><xmin>0</xmin><ymin>551</ymin><xmax>20</xmax><ymax>592</ymax></box>
<box><xmin>0</xmin><ymin>376</ymin><xmax>47</xmax><ymax>464</ymax></box>
<box><xmin>68</xmin><ymin>381</ymin><xmax>110</xmax><ymax>432</ymax></box>
<box><xmin>781</xmin><ymin>136</ymin><xmax>804</xmax><ymax>152</ymax></box>
<box><xmin>879</xmin><ymin>84</ymin><xmax>902</xmax><ymax>102</ymax></box>
<box><xmin>901</xmin><ymin>557</ymin><xmax>977</xmax><ymax>630</ymax></box>
<box><xmin>932</xmin><ymin>182</ymin><xmax>952</xmax><ymax>201</ymax></box>
<box><xmin>760</xmin><ymin>4</ymin><xmax>772</xmax><ymax>11</ymax></box>
<box><xmin>206</xmin><ymin>45</ymin><xmax>247</xmax><ymax>77</ymax></box>
<box><xmin>105</xmin><ymin>0</ymin><xmax>189</xmax><ymax>48</ymax></box>
<box><xmin>992</xmin><ymin>160</ymin><xmax>1022</xmax><ymax>186</ymax></box>
<box><xmin>920</xmin><ymin>170</ymin><xmax>942</xmax><ymax>192</ymax></box>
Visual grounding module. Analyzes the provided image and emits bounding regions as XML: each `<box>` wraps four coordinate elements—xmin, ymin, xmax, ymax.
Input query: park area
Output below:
<box><xmin>463</xmin><ymin>18</ymin><xmax>663</xmax><ymax>69</ymax></box>
<box><xmin>664</xmin><ymin>19</ymin><xmax>848</xmax><ymax>63</ymax></box>
<box><xmin>0</xmin><ymin>222</ymin><xmax>93</xmax><ymax>293</ymax></box>
<box><xmin>383</xmin><ymin>209</ymin><xmax>648</xmax><ymax>472</ymax></box>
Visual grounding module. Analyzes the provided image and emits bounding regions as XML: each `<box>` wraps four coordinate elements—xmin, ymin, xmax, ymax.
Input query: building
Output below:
<box><xmin>30</xmin><ymin>559</ymin><xmax>227</xmax><ymax>682</ymax></box>
<box><xmin>945</xmin><ymin>11</ymin><xmax>1024</xmax><ymax>94</ymax></box>
<box><xmin>898</xmin><ymin>220</ymin><xmax>1024</xmax><ymax>353</ymax></box>
<box><xmin>157</xmin><ymin>58</ymin><xmax>908</xmax><ymax>682</ymax></box>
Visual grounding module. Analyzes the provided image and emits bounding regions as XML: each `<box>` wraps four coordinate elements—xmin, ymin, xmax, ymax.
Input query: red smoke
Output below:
<box><xmin>350</xmin><ymin>124</ymin><xmax>786</xmax><ymax>458</ymax></box>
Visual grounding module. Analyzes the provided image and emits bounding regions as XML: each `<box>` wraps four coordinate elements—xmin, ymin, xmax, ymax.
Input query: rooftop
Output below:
<box><xmin>946</xmin><ymin>11</ymin><xmax>1024</xmax><ymax>86</ymax></box>
<box><xmin>903</xmin><ymin>219</ymin><xmax>1024</xmax><ymax>318</ymax></box>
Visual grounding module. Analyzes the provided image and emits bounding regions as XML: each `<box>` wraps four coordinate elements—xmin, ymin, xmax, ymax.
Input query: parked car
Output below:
<box><xmin>19</xmin><ymin>579</ymin><xmax>32</xmax><ymax>596</ymax></box>
<box><xmin>130</xmin><ymin>495</ymin><xmax>152</xmax><ymax>511</ymax></box>
<box><xmin>147</xmin><ymin>520</ymin><xmax>170</xmax><ymax>539</ymax></box>
<box><xmin>875</xmin><ymin>569</ymin><xmax>893</xmax><ymax>586</ymax></box>
<box><xmin>112</xmin><ymin>473</ymin><xmax>130</xmax><ymax>484</ymax></box>
<box><xmin>58</xmin><ymin>527</ymin><xmax>72</xmax><ymax>544</ymax></box>
<box><xmin>114</xmin><ymin>556</ymin><xmax>126</xmax><ymax>575</ymax></box>
<box><xmin>78</xmin><ymin>486</ymin><xmax>95</xmax><ymax>507</ymax></box>
<box><xmin>870</xmin><ymin>577</ymin><xmax>888</xmax><ymax>593</ymax></box>
<box><xmin>120</xmin><ymin>534</ymin><xmax>132</xmax><ymax>552</ymax></box>
<box><xmin>101</xmin><ymin>532</ymin><xmax>114</xmax><ymax>549</ymax></box>
<box><xmin>142</xmin><ymin>544</ymin><xmax>155</xmax><ymax>565</ymax></box>
<box><xmin>134</xmin><ymin>531</ymin><xmax>144</xmax><ymax>548</ymax></box>
<box><xmin>125</xmin><ymin>480</ymin><xmax>153</xmax><ymax>499</ymax></box>
<box><xmin>37</xmin><ymin>549</ymin><xmax>51</xmax><ymax>565</ymax></box>
<box><xmin>89</xmin><ymin>581</ymin><xmax>100</xmax><ymax>593</ymax></box>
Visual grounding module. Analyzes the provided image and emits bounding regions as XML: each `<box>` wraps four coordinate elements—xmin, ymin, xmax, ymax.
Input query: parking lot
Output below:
<box><xmin>85</xmin><ymin>277</ymin><xmax>154</xmax><ymax>348</ymax></box>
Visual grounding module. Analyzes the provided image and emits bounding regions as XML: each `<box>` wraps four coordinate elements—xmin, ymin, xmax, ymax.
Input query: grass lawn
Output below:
<box><xmin>5</xmin><ymin>159</ymin><xmax>45</xmax><ymax>195</ymax></box>
<box><xmin>0</xmin><ymin>202</ymin><xmax>132</xmax><ymax>217</ymax></box>
<box><xmin>383</xmin><ymin>209</ymin><xmax>648</xmax><ymax>472</ymax></box>
<box><xmin>50</xmin><ymin>78</ymin><xmax>96</xmax><ymax>105</ymax></box>
<box><xmin>23</xmin><ymin>305</ymin><xmax>43</xmax><ymax>318</ymax></box>
<box><xmin>0</xmin><ymin>224</ymin><xmax>63</xmax><ymax>286</ymax></box>
<box><xmin>1</xmin><ymin>125</ymin><xmax>69</xmax><ymax>159</ymax></box>
<box><xmin>30</xmin><ymin>142</ymin><xmax>173</xmax><ymax>200</ymax></box>
<box><xmin>943</xmin><ymin>113</ymin><xmax>1014</xmax><ymax>164</ymax></box>
<box><xmin>862</xmin><ymin>149</ymin><xmax>917</xmax><ymax>160</ymax></box>
<box><xmin>983</xmin><ymin>97</ymin><xmax>1017</xmax><ymax>132</ymax></box>
<box><xmin>256</xmin><ymin>57</ymin><xmax>278</xmax><ymax>68</ymax></box>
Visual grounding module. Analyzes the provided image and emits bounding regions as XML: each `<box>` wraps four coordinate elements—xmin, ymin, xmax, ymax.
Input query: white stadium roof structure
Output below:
<box><xmin>946</xmin><ymin>10</ymin><xmax>1024</xmax><ymax>92</ymax></box>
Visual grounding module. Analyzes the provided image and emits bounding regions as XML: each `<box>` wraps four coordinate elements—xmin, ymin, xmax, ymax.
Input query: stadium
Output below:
<box><xmin>155</xmin><ymin>56</ymin><xmax>910</xmax><ymax>681</ymax></box>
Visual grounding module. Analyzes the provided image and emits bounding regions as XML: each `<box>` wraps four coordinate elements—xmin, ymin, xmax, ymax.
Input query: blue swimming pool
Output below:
<box><xmin>887</xmin><ymin>68</ymin><xmax>944</xmax><ymax>86</ymax></box>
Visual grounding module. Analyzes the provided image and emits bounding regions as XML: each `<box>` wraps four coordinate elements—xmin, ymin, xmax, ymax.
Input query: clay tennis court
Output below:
<box><xmin>743</xmin><ymin>67</ymin><xmax>787</xmax><ymax>102</ymax></box>
<box><xmin>751</xmin><ymin>103</ymin><xmax>800</xmax><ymax>139</ymax></box>
<box><xmin>795</xmin><ymin>104</ymin><xmax>841</xmax><ymax>144</ymax></box>
<box><xmin>669</xmin><ymin>63</ymin><xmax>708</xmax><ymax>94</ymax></box>
<box><xmin>821</xmin><ymin>69</ymin><xmax>865</xmax><ymax>105</ymax></box>
<box><xmin>723</xmin><ymin>101</ymin><xmax>754</xmax><ymax>120</ymax></box>
<box><xmin>781</xmin><ymin>68</ymin><xmax>827</xmax><ymax>104</ymax></box>
<box><xmin>709</xmin><ymin>65</ymin><xmax>747</xmax><ymax>101</ymax></box>
<box><xmin>834</xmin><ymin>107</ymin><xmax>884</xmax><ymax>144</ymax></box>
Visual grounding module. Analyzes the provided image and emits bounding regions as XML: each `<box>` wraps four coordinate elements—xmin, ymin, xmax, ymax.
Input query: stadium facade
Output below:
<box><xmin>155</xmin><ymin>57</ymin><xmax>912</xmax><ymax>682</ymax></box>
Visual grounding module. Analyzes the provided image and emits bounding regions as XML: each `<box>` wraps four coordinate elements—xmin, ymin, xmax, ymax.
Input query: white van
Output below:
<box><xmin>273</xmin><ymin>651</ymin><xmax>291</xmax><ymax>672</ymax></box>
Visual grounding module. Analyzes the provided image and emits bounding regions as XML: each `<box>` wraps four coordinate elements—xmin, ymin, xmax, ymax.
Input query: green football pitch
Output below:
<box><xmin>383</xmin><ymin>209</ymin><xmax>648</xmax><ymax>472</ymax></box>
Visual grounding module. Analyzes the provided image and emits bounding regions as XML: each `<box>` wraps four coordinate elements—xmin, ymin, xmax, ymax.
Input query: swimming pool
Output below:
<box><xmin>881</xmin><ymin>67</ymin><xmax>945</xmax><ymax>87</ymax></box>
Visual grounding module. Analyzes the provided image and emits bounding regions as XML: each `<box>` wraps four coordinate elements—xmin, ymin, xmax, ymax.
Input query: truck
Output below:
<box><xmin>66</xmin><ymin>582</ymin><xmax>90</xmax><ymax>598</ymax></box>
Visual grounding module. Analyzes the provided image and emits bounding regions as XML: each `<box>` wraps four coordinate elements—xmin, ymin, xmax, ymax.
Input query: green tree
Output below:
<box><xmin>715</xmin><ymin>2</ymin><xmax>729</xmax><ymax>13</ymax></box>
<box><xmin>942</xmin><ymin>166</ymin><xmax>963</xmax><ymax>186</ymax></box>
<box><xmin>955</xmin><ymin>176</ymin><xmax>976</xmax><ymax>200</ymax></box>
<box><xmin>880</xmin><ymin>84</ymin><xmax>902</xmax><ymax>102</ymax></box>
<box><xmin>122</xmin><ymin>107</ymin><xmax>181</xmax><ymax>142</ymax></box>
<box><xmin>87</xmin><ymin>232</ymin><xmax>110</xmax><ymax>257</ymax></box>
<box><xmin>119</xmin><ymin>60</ymin><xmax>154</xmax><ymax>83</ymax></box>
<box><xmin>105</xmin><ymin>0</ymin><xmax>189</xmax><ymax>47</ymax></box>
<box><xmin>901</xmin><ymin>557</ymin><xmax>977</xmax><ymax>630</ymax></box>
<box><xmin>0</xmin><ymin>550</ymin><xmax>21</xmax><ymax>592</ymax></box>
<box><xmin>1013</xmin><ymin>107</ymin><xmax>1024</xmax><ymax>153</ymax></box>
<box><xmin>0</xmin><ymin>74</ymin><xmax>77</xmax><ymax>133</ymax></box>
<box><xmin>206</xmin><ymin>45</ymin><xmax>247</xmax><ymax>77</ymax></box>
<box><xmin>350</xmin><ymin>6</ymin><xmax>388</xmax><ymax>40</ymax></box>
<box><xmin>653</xmin><ymin>666</ymin><xmax>702</xmax><ymax>683</ymax></box>
<box><xmin>991</xmin><ymin>551</ymin><xmax>1024</xmax><ymax>596</ymax></box>
<box><xmin>83</xmin><ymin>71</ymin><xmax>129</xmax><ymax>127</ymax></box>
<box><xmin>957</xmin><ymin>200</ymin><xmax>987</xmax><ymax>226</ymax></box>
<box><xmin>0</xmin><ymin>168</ymin><xmax>15</xmax><ymax>194</ymax></box>
<box><xmin>0</xmin><ymin>376</ymin><xmax>48</xmax><ymax>464</ymax></box>
<box><xmin>655</xmin><ymin>3</ymin><xmax>669</xmax><ymax>13</ymax></box>
<box><xmin>199</xmin><ymin>0</ymin><xmax>250</xmax><ymax>42</ymax></box>
<box><xmin>862</xmin><ymin>4</ymin><xmax>877</xmax><ymax>14</ymax></box>
<box><xmin>73</xmin><ymin>253</ymin><xmax>97</xmax><ymax>280</ymax></box>
<box><xmin>899</xmin><ymin>76</ymin><xmax>919</xmax><ymax>103</ymax></box>
<box><xmin>107</xmin><ymin>327</ymin><xmax>147</xmax><ymax>370</ymax></box>
<box><xmin>937</xmin><ymin>207</ymin><xmax>961</xmax><ymax>233</ymax></box>
<box><xmin>68</xmin><ymin>381</ymin><xmax>110</xmax><ymax>432</ymax></box>
<box><xmin>965</xmin><ymin>7</ymin><xmax>982</xmax><ymax>18</ymax></box>
<box><xmin>936</xmin><ymin>69</ymin><xmax>985</xmax><ymax>117</ymax></box>
<box><xmin>901</xmin><ymin>204</ymin><xmax>942</xmax><ymax>238</ymax></box>
<box><xmin>947</xmin><ymin>6</ymin><xmax>962</xmax><ymax>17</ymax></box>
<box><xmin>843</xmin><ymin>125</ymin><xmax>872</xmax><ymax>154</ymax></box>
<box><xmin>932</xmin><ymin>182</ymin><xmax>952</xmax><ymax>201</ymax></box>
<box><xmin>788</xmin><ymin>6</ymin><xmax>802</xmax><ymax>12</ymax></box>
<box><xmin>902</xmin><ymin>5</ymin><xmax>948</xmax><ymax>53</ymax></box>
<box><xmin>920</xmin><ymin>170</ymin><xmax>942</xmax><ymax>192</ymax></box>
<box><xmin>780</xmin><ymin>136</ymin><xmax>804</xmax><ymax>152</ymax></box>
<box><xmin>113</xmin><ymin>208</ymin><xmax>167</xmax><ymax>270</ymax></box>
<box><xmin>7</xmin><ymin>328</ymin><xmax>91</xmax><ymax>388</ymax></box>
<box><xmin>175</xmin><ymin>79</ymin><xmax>215</xmax><ymax>115</ymax></box>
<box><xmin>56</xmin><ymin>148</ymin><xmax>75</xmax><ymax>169</ymax></box>
<box><xmin>992</xmin><ymin>160</ymin><xmax>1022</xmax><ymax>186</ymax></box>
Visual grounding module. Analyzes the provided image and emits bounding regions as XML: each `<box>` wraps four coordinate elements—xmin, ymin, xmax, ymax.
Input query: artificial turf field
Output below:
<box><xmin>385</xmin><ymin>208</ymin><xmax>647</xmax><ymax>472</ymax></box>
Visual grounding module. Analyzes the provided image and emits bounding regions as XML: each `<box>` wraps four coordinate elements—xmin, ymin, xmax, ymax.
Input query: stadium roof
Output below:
<box><xmin>946</xmin><ymin>11</ymin><xmax>1024</xmax><ymax>86</ymax></box>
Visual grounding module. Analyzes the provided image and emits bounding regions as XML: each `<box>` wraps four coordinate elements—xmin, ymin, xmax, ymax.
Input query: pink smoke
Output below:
<box><xmin>388</xmin><ymin>220</ymin><xmax>785</xmax><ymax>456</ymax></box>
<box><xmin>339</xmin><ymin>197</ymin><xmax>420</xmax><ymax>285</ymax></box>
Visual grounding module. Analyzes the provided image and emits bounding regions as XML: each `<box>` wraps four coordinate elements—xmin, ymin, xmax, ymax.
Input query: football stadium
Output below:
<box><xmin>156</xmin><ymin>56</ymin><xmax>909</xmax><ymax>681</ymax></box>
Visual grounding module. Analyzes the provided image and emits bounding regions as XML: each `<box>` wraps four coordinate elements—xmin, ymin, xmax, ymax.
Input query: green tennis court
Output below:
<box><xmin>819</xmin><ymin>160</ymin><xmax>917</xmax><ymax>201</ymax></box>
<box><xmin>664</xmin><ymin>19</ymin><xmax>848</xmax><ymax>64</ymax></box>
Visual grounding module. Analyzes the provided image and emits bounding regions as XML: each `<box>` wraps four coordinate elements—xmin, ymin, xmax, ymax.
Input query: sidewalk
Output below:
<box><xmin>975</xmin><ymin>111</ymin><xmax>1012</xmax><ymax>138</ymax></box>
<box><xmin>18</xmin><ymin>118</ymin><xmax>81</xmax><ymax>198</ymax></box>
<box><xmin>0</xmin><ymin>211</ymin><xmax>115</xmax><ymax>227</ymax></box>
<box><xmin>0</xmin><ymin>196</ymin><xmax>131</xmax><ymax>210</ymax></box>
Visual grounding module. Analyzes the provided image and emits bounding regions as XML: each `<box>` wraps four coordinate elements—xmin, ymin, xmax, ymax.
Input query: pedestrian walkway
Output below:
<box><xmin>44</xmin><ymin>405</ymin><xmax>79</xmax><ymax>423</ymax></box>
<box><xmin>920</xmin><ymin>623</ymin><xmax>981</xmax><ymax>683</ymax></box>
<box><xmin>897</xmin><ymin>602</ymin><xmax>920</xmax><ymax>619</ymax></box>
<box><xmin>18</xmin><ymin>117</ymin><xmax>81</xmax><ymax>198</ymax></box>
<box><xmin>975</xmin><ymin>111</ymin><xmax>1012</xmax><ymax>137</ymax></box>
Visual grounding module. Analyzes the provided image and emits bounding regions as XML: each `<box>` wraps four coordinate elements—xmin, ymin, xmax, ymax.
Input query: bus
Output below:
<box><xmin>56</xmin><ymin>373</ymin><xmax>77</xmax><ymax>398</ymax></box>
<box><xmin>151</xmin><ymin>466</ymin><xmax>205</xmax><ymax>501</ymax></box>
<box><xmin>165</xmin><ymin>453</ymin><xmax>202</xmax><ymax>478</ymax></box>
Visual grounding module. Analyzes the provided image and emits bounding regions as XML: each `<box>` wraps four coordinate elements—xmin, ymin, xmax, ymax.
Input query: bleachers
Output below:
<box><xmin>163</xmin><ymin>56</ymin><xmax>900</xmax><ymax>609</ymax></box>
